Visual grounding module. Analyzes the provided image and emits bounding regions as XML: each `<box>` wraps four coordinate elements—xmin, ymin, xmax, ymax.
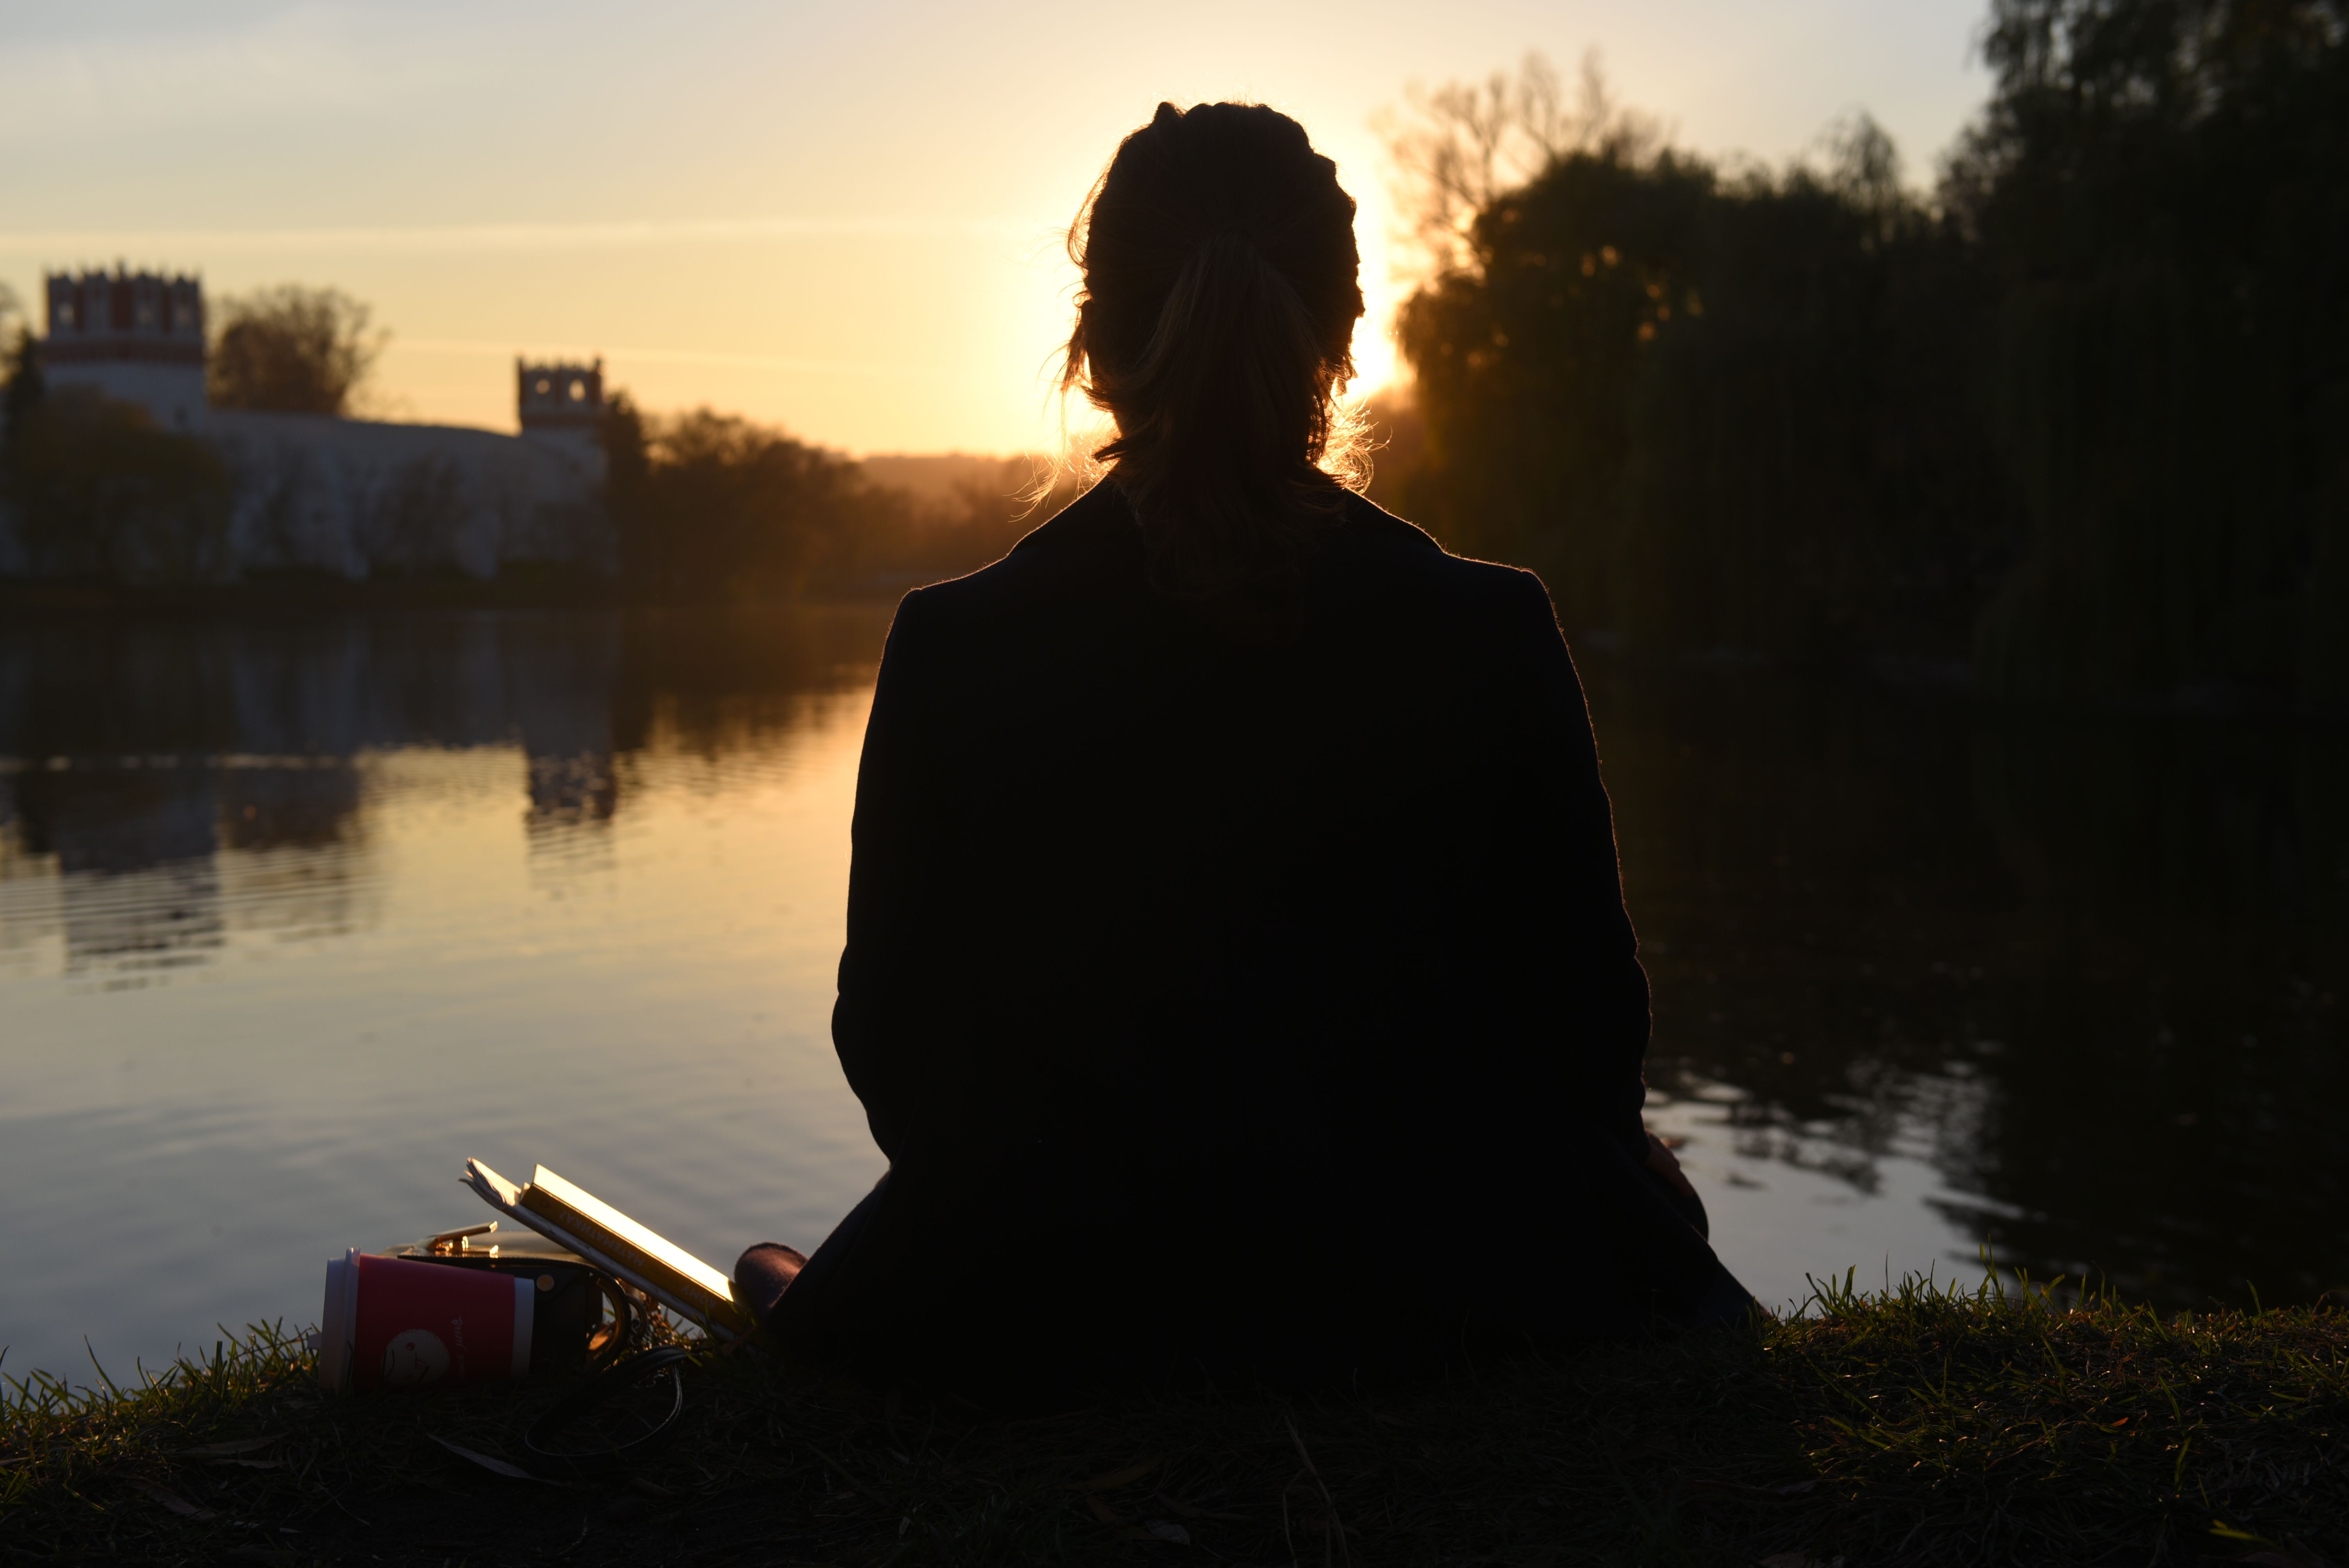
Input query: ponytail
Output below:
<box><xmin>1063</xmin><ymin>102</ymin><xmax>1366</xmax><ymax>611</ymax></box>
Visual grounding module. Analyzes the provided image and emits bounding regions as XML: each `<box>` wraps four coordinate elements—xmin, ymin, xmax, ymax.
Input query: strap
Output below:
<box><xmin>522</xmin><ymin>1346</ymin><xmax>690</xmax><ymax>1477</ymax></box>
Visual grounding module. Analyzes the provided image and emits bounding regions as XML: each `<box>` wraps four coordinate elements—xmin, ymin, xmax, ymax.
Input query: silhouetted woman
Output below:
<box><xmin>736</xmin><ymin>101</ymin><xmax>1751</xmax><ymax>1399</ymax></box>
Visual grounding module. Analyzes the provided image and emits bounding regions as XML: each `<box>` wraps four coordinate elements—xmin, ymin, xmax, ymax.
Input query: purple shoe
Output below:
<box><xmin>733</xmin><ymin>1243</ymin><xmax>808</xmax><ymax>1329</ymax></box>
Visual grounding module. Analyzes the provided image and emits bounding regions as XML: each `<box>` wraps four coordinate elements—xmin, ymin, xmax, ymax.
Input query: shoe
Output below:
<box><xmin>732</xmin><ymin>1242</ymin><xmax>808</xmax><ymax>1328</ymax></box>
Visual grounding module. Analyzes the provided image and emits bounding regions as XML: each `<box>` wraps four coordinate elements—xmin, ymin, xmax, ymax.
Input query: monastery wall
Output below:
<box><xmin>3</xmin><ymin>270</ymin><xmax>615</xmax><ymax>585</ymax></box>
<box><xmin>208</xmin><ymin>411</ymin><xmax>613</xmax><ymax>581</ymax></box>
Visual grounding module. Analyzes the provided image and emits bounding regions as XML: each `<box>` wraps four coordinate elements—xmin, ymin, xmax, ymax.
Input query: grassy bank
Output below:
<box><xmin>5</xmin><ymin>1275</ymin><xmax>2342</xmax><ymax>1566</ymax></box>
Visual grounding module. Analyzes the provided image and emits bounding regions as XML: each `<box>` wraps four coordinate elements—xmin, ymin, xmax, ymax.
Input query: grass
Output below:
<box><xmin>3</xmin><ymin>1272</ymin><xmax>2343</xmax><ymax>1566</ymax></box>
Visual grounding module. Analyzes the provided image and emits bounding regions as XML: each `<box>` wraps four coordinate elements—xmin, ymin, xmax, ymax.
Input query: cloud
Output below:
<box><xmin>0</xmin><ymin>216</ymin><xmax>1060</xmax><ymax>257</ymax></box>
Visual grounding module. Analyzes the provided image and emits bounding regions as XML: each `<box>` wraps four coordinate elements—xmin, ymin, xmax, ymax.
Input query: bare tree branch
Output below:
<box><xmin>1377</xmin><ymin>49</ymin><xmax>1662</xmax><ymax>280</ymax></box>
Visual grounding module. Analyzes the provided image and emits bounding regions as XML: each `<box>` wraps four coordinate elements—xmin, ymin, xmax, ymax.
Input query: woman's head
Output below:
<box><xmin>1064</xmin><ymin>102</ymin><xmax>1365</xmax><ymax>604</ymax></box>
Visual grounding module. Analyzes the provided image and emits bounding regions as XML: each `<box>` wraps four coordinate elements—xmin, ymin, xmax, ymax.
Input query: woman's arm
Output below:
<box><xmin>1496</xmin><ymin>568</ymin><xmax>1652</xmax><ymax>1162</ymax></box>
<box><xmin>832</xmin><ymin>590</ymin><xmax>967</xmax><ymax>1160</ymax></box>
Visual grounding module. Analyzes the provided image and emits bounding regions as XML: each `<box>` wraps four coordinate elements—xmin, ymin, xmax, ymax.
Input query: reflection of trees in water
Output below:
<box><xmin>0</xmin><ymin>605</ymin><xmax>891</xmax><ymax>776</ymax></box>
<box><xmin>0</xmin><ymin>606</ymin><xmax>894</xmax><ymax>975</ymax></box>
<box><xmin>609</xmin><ymin>605</ymin><xmax>889</xmax><ymax>760</ymax></box>
<box><xmin>1593</xmin><ymin>661</ymin><xmax>2348</xmax><ymax>1307</ymax></box>
<box><xmin>1701</xmin><ymin>1057</ymin><xmax>2002</xmax><ymax>1206</ymax></box>
<box><xmin>1962</xmin><ymin>718</ymin><xmax>2349</xmax><ymax>1305</ymax></box>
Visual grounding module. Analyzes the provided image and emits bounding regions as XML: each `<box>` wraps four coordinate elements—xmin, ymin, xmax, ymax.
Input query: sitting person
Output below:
<box><xmin>736</xmin><ymin>100</ymin><xmax>1752</xmax><ymax>1401</ymax></box>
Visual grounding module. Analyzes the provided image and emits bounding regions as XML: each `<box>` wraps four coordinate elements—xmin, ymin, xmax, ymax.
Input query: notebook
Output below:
<box><xmin>462</xmin><ymin>1158</ymin><xmax>755</xmax><ymax>1340</ymax></box>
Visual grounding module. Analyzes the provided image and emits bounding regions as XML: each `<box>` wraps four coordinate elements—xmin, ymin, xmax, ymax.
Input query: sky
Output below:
<box><xmin>0</xmin><ymin>0</ymin><xmax>1993</xmax><ymax>456</ymax></box>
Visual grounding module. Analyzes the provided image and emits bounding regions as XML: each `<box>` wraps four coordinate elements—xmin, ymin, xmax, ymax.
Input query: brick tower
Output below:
<box><xmin>41</xmin><ymin>268</ymin><xmax>208</xmax><ymax>431</ymax></box>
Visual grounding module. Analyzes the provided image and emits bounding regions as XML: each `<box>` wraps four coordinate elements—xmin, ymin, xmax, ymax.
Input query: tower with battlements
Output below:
<box><xmin>42</xmin><ymin>268</ymin><xmax>208</xmax><ymax>431</ymax></box>
<box><xmin>517</xmin><ymin>358</ymin><xmax>606</xmax><ymax>482</ymax></box>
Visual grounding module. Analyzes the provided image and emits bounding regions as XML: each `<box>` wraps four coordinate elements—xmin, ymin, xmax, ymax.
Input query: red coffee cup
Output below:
<box><xmin>318</xmin><ymin>1249</ymin><xmax>535</xmax><ymax>1393</ymax></box>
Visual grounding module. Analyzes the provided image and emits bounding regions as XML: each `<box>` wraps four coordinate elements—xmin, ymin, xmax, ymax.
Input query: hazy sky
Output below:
<box><xmin>0</xmin><ymin>1</ymin><xmax>1992</xmax><ymax>455</ymax></box>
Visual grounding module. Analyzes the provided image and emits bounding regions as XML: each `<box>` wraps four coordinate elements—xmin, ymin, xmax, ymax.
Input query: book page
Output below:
<box><xmin>526</xmin><ymin>1165</ymin><xmax>735</xmax><ymax>1301</ymax></box>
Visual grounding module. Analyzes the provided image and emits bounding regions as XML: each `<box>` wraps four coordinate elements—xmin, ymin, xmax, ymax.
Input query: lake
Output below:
<box><xmin>2</xmin><ymin>606</ymin><xmax>2343</xmax><ymax>1387</ymax></box>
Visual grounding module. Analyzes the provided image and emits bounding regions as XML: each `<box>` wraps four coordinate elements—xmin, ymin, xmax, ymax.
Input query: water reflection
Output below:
<box><xmin>0</xmin><ymin>609</ymin><xmax>2341</xmax><ymax>1386</ymax></box>
<box><xmin>1589</xmin><ymin>664</ymin><xmax>2349</xmax><ymax>1311</ymax></box>
<box><xmin>0</xmin><ymin>606</ymin><xmax>895</xmax><ymax>1386</ymax></box>
<box><xmin>0</xmin><ymin>610</ymin><xmax>884</xmax><ymax>982</ymax></box>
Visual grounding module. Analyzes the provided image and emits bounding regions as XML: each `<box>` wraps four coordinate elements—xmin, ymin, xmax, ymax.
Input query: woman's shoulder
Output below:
<box><xmin>893</xmin><ymin>482</ymin><xmax>1555</xmax><ymax>643</ymax></box>
<box><xmin>1329</xmin><ymin>492</ymin><xmax>1556</xmax><ymax>618</ymax></box>
<box><xmin>917</xmin><ymin>481</ymin><xmax>1134</xmax><ymax>592</ymax></box>
<box><xmin>883</xmin><ymin>482</ymin><xmax>1140</xmax><ymax>651</ymax></box>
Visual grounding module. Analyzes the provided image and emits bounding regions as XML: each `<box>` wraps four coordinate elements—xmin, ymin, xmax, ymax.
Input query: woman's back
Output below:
<box><xmin>777</xmin><ymin>481</ymin><xmax>1727</xmax><ymax>1394</ymax></box>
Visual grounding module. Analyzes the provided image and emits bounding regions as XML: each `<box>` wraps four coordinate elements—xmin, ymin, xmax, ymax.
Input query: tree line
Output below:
<box><xmin>599</xmin><ymin>396</ymin><xmax>1078</xmax><ymax>602</ymax></box>
<box><xmin>0</xmin><ymin>288</ymin><xmax>1059</xmax><ymax>596</ymax></box>
<box><xmin>1385</xmin><ymin>0</ymin><xmax>2349</xmax><ymax>707</ymax></box>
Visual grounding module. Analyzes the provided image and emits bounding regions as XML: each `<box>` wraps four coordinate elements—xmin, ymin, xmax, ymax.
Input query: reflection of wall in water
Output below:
<box><xmin>0</xmin><ymin>609</ymin><xmax>881</xmax><ymax>970</ymax></box>
<box><xmin>11</xmin><ymin>765</ymin><xmax>216</xmax><ymax>875</ymax></box>
<box><xmin>525</xmin><ymin>752</ymin><xmax>620</xmax><ymax>898</ymax></box>
<box><xmin>216</xmin><ymin>766</ymin><xmax>380</xmax><ymax>956</ymax></box>
<box><xmin>0</xmin><ymin>759</ymin><xmax>380</xmax><ymax>975</ymax></box>
<box><xmin>0</xmin><ymin>613</ymin><xmax>626</xmax><ymax>764</ymax></box>
<box><xmin>5</xmin><ymin>764</ymin><xmax>224</xmax><ymax>971</ymax></box>
<box><xmin>219</xmin><ymin>761</ymin><xmax>364</xmax><ymax>850</ymax></box>
<box><xmin>516</xmin><ymin>619</ymin><xmax>622</xmax><ymax>889</ymax></box>
<box><xmin>0</xmin><ymin>613</ymin><xmax>629</xmax><ymax>971</ymax></box>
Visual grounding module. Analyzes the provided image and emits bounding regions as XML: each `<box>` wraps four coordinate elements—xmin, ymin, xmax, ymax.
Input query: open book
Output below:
<box><xmin>463</xmin><ymin>1158</ymin><xmax>755</xmax><ymax>1340</ymax></box>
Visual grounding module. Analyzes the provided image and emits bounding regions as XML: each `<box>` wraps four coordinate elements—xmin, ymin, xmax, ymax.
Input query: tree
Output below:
<box><xmin>1390</xmin><ymin>16</ymin><xmax>2349</xmax><ymax>702</ymax></box>
<box><xmin>1388</xmin><ymin>73</ymin><xmax>2008</xmax><ymax>663</ymax></box>
<box><xmin>598</xmin><ymin>391</ymin><xmax>1064</xmax><ymax>602</ymax></box>
<box><xmin>2</xmin><ymin>330</ymin><xmax>42</xmax><ymax>440</ymax></box>
<box><xmin>602</xmin><ymin>400</ymin><xmax>911</xmax><ymax>601</ymax></box>
<box><xmin>1954</xmin><ymin>0</ymin><xmax>2349</xmax><ymax>702</ymax></box>
<box><xmin>2</xmin><ymin>388</ymin><xmax>232</xmax><ymax>584</ymax></box>
<box><xmin>1378</xmin><ymin>50</ymin><xmax>1660</xmax><ymax>280</ymax></box>
<box><xmin>0</xmin><ymin>284</ymin><xmax>37</xmax><ymax>438</ymax></box>
<box><xmin>208</xmin><ymin>285</ymin><xmax>385</xmax><ymax>415</ymax></box>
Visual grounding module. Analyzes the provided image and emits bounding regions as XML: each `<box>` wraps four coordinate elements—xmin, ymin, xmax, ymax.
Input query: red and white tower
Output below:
<box><xmin>41</xmin><ymin>268</ymin><xmax>208</xmax><ymax>431</ymax></box>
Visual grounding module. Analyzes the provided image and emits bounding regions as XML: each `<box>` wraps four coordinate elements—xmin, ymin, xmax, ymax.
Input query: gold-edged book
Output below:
<box><xmin>463</xmin><ymin>1158</ymin><xmax>754</xmax><ymax>1340</ymax></box>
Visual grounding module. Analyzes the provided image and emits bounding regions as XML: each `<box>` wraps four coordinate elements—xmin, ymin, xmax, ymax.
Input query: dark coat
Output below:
<box><xmin>771</xmin><ymin>481</ymin><xmax>1734</xmax><ymax>1395</ymax></box>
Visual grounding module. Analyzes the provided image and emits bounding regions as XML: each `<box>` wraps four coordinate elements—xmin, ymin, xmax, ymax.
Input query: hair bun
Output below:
<box><xmin>1062</xmin><ymin>102</ymin><xmax>1366</xmax><ymax>614</ymax></box>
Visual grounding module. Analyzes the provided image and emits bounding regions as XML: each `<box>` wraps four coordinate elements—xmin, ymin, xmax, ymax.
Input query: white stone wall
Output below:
<box><xmin>0</xmin><ymin>408</ymin><xmax>613</xmax><ymax>584</ymax></box>
<box><xmin>207</xmin><ymin>411</ymin><xmax>615</xmax><ymax>581</ymax></box>
<box><xmin>522</xmin><ymin>424</ymin><xmax>607</xmax><ymax>486</ymax></box>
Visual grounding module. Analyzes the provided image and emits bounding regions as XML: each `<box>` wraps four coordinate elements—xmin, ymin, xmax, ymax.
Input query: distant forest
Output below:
<box><xmin>1385</xmin><ymin>0</ymin><xmax>2349</xmax><ymax>707</ymax></box>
